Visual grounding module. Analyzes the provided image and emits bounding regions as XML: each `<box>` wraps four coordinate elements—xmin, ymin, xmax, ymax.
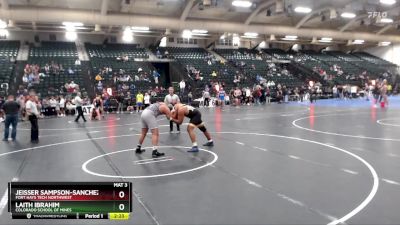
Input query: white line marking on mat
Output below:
<box><xmin>292</xmin><ymin>113</ymin><xmax>400</xmax><ymax>141</ymax></box>
<box><xmin>253</xmin><ymin>146</ymin><xmax>268</xmax><ymax>151</ymax></box>
<box><xmin>134</xmin><ymin>157</ymin><xmax>172</xmax><ymax>163</ymax></box>
<box><xmin>381</xmin><ymin>179</ymin><xmax>400</xmax><ymax>186</ymax></box>
<box><xmin>0</xmin><ymin>130</ymin><xmax>378</xmax><ymax>225</ymax></box>
<box><xmin>213</xmin><ymin>131</ymin><xmax>379</xmax><ymax>225</ymax></box>
<box><xmin>82</xmin><ymin>146</ymin><xmax>218</xmax><ymax>179</ymax></box>
<box><xmin>235</xmin><ymin>141</ymin><xmax>245</xmax><ymax>145</ymax></box>
<box><xmin>341</xmin><ymin>169</ymin><xmax>359</xmax><ymax>175</ymax></box>
<box><xmin>136</xmin><ymin>158</ymin><xmax>174</xmax><ymax>165</ymax></box>
<box><xmin>242</xmin><ymin>178</ymin><xmax>263</xmax><ymax>188</ymax></box>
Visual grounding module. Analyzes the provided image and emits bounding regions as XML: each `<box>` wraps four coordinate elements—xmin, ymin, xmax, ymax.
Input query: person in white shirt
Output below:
<box><xmin>25</xmin><ymin>93</ymin><xmax>40</xmax><ymax>143</ymax></box>
<box><xmin>179</xmin><ymin>80</ymin><xmax>186</xmax><ymax>96</ymax></box>
<box><xmin>164</xmin><ymin>87</ymin><xmax>180</xmax><ymax>133</ymax></box>
<box><xmin>59</xmin><ymin>96</ymin><xmax>65</xmax><ymax>116</ymax></box>
<box><xmin>49</xmin><ymin>97</ymin><xmax>57</xmax><ymax>116</ymax></box>
<box><xmin>245</xmin><ymin>87</ymin><xmax>251</xmax><ymax>105</ymax></box>
<box><xmin>144</xmin><ymin>92</ymin><xmax>151</xmax><ymax>108</ymax></box>
<box><xmin>74</xmin><ymin>93</ymin><xmax>86</xmax><ymax>122</ymax></box>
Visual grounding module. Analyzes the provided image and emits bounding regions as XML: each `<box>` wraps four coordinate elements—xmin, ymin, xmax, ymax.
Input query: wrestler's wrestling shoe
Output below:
<box><xmin>203</xmin><ymin>141</ymin><xmax>214</xmax><ymax>147</ymax></box>
<box><xmin>135</xmin><ymin>146</ymin><xmax>145</xmax><ymax>154</ymax></box>
<box><xmin>152</xmin><ymin>150</ymin><xmax>165</xmax><ymax>158</ymax></box>
<box><xmin>188</xmin><ymin>146</ymin><xmax>199</xmax><ymax>152</ymax></box>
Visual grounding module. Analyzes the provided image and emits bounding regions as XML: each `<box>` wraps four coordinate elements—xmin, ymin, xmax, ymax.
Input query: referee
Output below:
<box><xmin>164</xmin><ymin>87</ymin><xmax>180</xmax><ymax>133</ymax></box>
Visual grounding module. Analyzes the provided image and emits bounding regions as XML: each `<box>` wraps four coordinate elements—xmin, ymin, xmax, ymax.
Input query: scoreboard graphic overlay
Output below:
<box><xmin>8</xmin><ymin>182</ymin><xmax>132</xmax><ymax>220</ymax></box>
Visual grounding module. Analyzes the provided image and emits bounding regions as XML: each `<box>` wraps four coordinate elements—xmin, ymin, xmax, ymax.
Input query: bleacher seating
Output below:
<box><xmin>29</xmin><ymin>41</ymin><xmax>77</xmax><ymax>57</ymax></box>
<box><xmin>87</xmin><ymin>44</ymin><xmax>158</xmax><ymax>98</ymax></box>
<box><xmin>214</xmin><ymin>48</ymin><xmax>304</xmax><ymax>89</ymax></box>
<box><xmin>352</xmin><ymin>52</ymin><xmax>396</xmax><ymax>66</ymax></box>
<box><xmin>0</xmin><ymin>41</ymin><xmax>19</xmax><ymax>95</ymax></box>
<box><xmin>215</xmin><ymin>48</ymin><xmax>272</xmax><ymax>60</ymax></box>
<box><xmin>263</xmin><ymin>48</ymin><xmax>293</xmax><ymax>60</ymax></box>
<box><xmin>153</xmin><ymin>47</ymin><xmax>238</xmax><ymax>91</ymax></box>
<box><xmin>85</xmin><ymin>43</ymin><xmax>149</xmax><ymax>59</ymax></box>
<box><xmin>27</xmin><ymin>42</ymin><xmax>85</xmax><ymax>98</ymax></box>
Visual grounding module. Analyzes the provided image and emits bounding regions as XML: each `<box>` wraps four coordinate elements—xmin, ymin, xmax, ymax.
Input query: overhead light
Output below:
<box><xmin>192</xmin><ymin>29</ymin><xmax>208</xmax><ymax>34</ymax></box>
<box><xmin>284</xmin><ymin>35</ymin><xmax>298</xmax><ymax>39</ymax></box>
<box><xmin>182</xmin><ymin>29</ymin><xmax>192</xmax><ymax>38</ymax></box>
<box><xmin>244</xmin><ymin>32</ymin><xmax>258</xmax><ymax>37</ymax></box>
<box><xmin>380</xmin><ymin>0</ymin><xmax>396</xmax><ymax>5</ymax></box>
<box><xmin>232</xmin><ymin>0</ymin><xmax>252</xmax><ymax>8</ymax></box>
<box><xmin>321</xmin><ymin>37</ymin><xmax>332</xmax><ymax>41</ymax></box>
<box><xmin>0</xmin><ymin>29</ymin><xmax>9</xmax><ymax>37</ymax></box>
<box><xmin>131</xmin><ymin>26</ymin><xmax>149</xmax><ymax>31</ymax></box>
<box><xmin>65</xmin><ymin>31</ymin><xmax>77</xmax><ymax>41</ymax></box>
<box><xmin>380</xmin><ymin>18</ymin><xmax>393</xmax><ymax>23</ymax></box>
<box><xmin>379</xmin><ymin>41</ymin><xmax>391</xmax><ymax>46</ymax></box>
<box><xmin>319</xmin><ymin>37</ymin><xmax>332</xmax><ymax>42</ymax></box>
<box><xmin>122</xmin><ymin>34</ymin><xmax>133</xmax><ymax>42</ymax></box>
<box><xmin>159</xmin><ymin>36</ymin><xmax>167</xmax><ymax>47</ymax></box>
<box><xmin>123</xmin><ymin>27</ymin><xmax>132</xmax><ymax>34</ymax></box>
<box><xmin>62</xmin><ymin>22</ymin><xmax>83</xmax><ymax>27</ymax></box>
<box><xmin>0</xmin><ymin>20</ymin><xmax>7</xmax><ymax>29</ymax></box>
<box><xmin>282</xmin><ymin>35</ymin><xmax>298</xmax><ymax>41</ymax></box>
<box><xmin>294</xmin><ymin>6</ymin><xmax>312</xmax><ymax>13</ymax></box>
<box><xmin>353</xmin><ymin>39</ymin><xmax>364</xmax><ymax>44</ymax></box>
<box><xmin>122</xmin><ymin>27</ymin><xmax>133</xmax><ymax>42</ymax></box>
<box><xmin>341</xmin><ymin>12</ymin><xmax>356</xmax><ymax>18</ymax></box>
<box><xmin>233</xmin><ymin>35</ymin><xmax>240</xmax><ymax>46</ymax></box>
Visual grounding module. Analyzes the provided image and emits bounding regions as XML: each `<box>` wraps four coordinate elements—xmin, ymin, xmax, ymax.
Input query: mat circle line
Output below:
<box><xmin>0</xmin><ymin>131</ymin><xmax>378</xmax><ymax>225</ymax></box>
<box><xmin>81</xmin><ymin>146</ymin><xmax>218</xmax><ymax>179</ymax></box>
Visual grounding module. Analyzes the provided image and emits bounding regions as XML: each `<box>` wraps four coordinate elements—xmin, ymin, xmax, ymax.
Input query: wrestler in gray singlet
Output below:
<box><xmin>141</xmin><ymin>103</ymin><xmax>162</xmax><ymax>129</ymax></box>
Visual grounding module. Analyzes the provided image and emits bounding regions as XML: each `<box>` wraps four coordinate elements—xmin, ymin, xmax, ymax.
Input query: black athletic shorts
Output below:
<box><xmin>188</xmin><ymin>109</ymin><xmax>203</xmax><ymax>126</ymax></box>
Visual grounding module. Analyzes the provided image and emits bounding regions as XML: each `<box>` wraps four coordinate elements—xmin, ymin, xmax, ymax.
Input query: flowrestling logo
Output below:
<box><xmin>368</xmin><ymin>11</ymin><xmax>388</xmax><ymax>18</ymax></box>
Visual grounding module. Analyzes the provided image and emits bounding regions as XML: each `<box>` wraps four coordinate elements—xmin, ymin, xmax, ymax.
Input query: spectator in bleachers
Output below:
<box><xmin>68</xmin><ymin>67</ymin><xmax>74</xmax><ymax>75</ymax></box>
<box><xmin>44</xmin><ymin>64</ymin><xmax>50</xmax><ymax>74</ymax></box>
<box><xmin>152</xmin><ymin>70</ymin><xmax>160</xmax><ymax>84</ymax></box>
<box><xmin>156</xmin><ymin>49</ymin><xmax>162</xmax><ymax>59</ymax></box>
<box><xmin>211</xmin><ymin>71</ymin><xmax>217</xmax><ymax>77</ymax></box>
<box><xmin>95</xmin><ymin>73</ymin><xmax>103</xmax><ymax>81</ymax></box>
<box><xmin>129</xmin><ymin>83</ymin><xmax>135</xmax><ymax>94</ymax></box>
<box><xmin>97</xmin><ymin>81</ymin><xmax>103</xmax><ymax>93</ymax></box>
<box><xmin>123</xmin><ymin>55</ymin><xmax>129</xmax><ymax>62</ymax></box>
<box><xmin>75</xmin><ymin>59</ymin><xmax>81</xmax><ymax>66</ymax></box>
<box><xmin>68</xmin><ymin>81</ymin><xmax>78</xmax><ymax>93</ymax></box>
<box><xmin>22</xmin><ymin>74</ymin><xmax>28</xmax><ymax>84</ymax></box>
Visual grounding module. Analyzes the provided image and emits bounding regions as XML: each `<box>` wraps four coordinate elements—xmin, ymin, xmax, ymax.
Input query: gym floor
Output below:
<box><xmin>1</xmin><ymin>97</ymin><xmax>400</xmax><ymax>225</ymax></box>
